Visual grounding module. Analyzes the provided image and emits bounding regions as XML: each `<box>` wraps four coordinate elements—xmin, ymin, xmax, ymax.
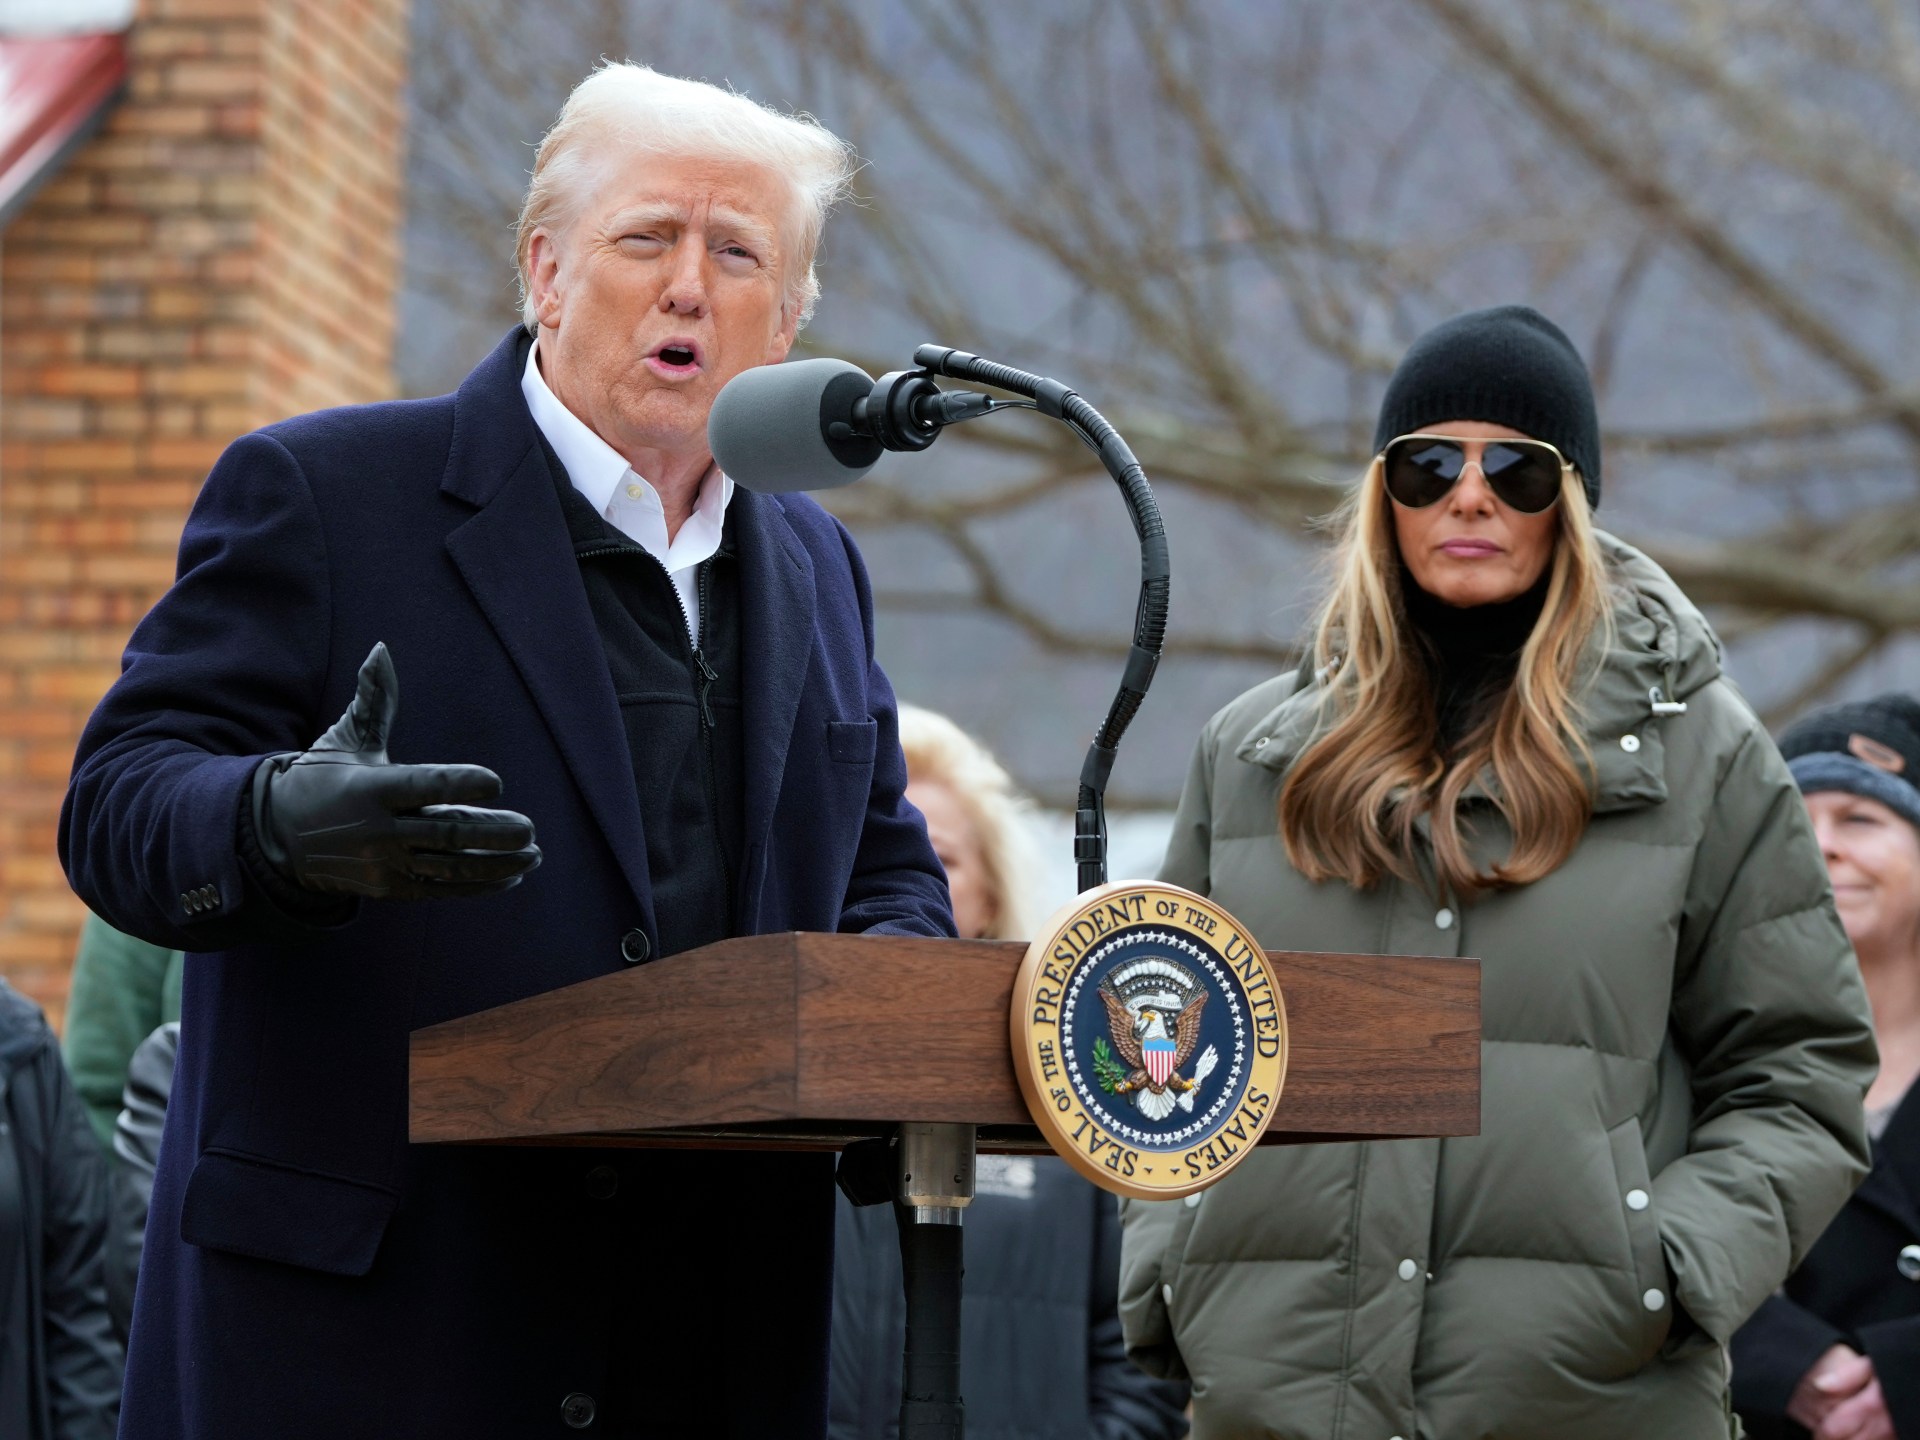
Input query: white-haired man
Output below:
<box><xmin>63</xmin><ymin>65</ymin><xmax>953</xmax><ymax>1438</ymax></box>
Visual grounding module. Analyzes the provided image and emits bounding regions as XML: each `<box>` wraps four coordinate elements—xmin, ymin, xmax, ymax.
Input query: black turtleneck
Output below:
<box><xmin>1402</xmin><ymin>568</ymin><xmax>1550</xmax><ymax>748</ymax></box>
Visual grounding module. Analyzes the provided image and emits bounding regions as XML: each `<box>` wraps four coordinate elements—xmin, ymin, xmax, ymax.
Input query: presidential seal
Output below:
<box><xmin>1011</xmin><ymin>881</ymin><xmax>1288</xmax><ymax>1200</ymax></box>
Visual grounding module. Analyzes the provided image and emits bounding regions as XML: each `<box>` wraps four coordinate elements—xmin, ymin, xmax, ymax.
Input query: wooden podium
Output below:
<box><xmin>409</xmin><ymin>932</ymin><xmax>1479</xmax><ymax>1152</ymax></box>
<box><xmin>408</xmin><ymin>930</ymin><xmax>1477</xmax><ymax>1439</ymax></box>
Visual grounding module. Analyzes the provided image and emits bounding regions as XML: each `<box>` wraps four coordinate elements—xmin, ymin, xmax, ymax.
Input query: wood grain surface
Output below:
<box><xmin>409</xmin><ymin>934</ymin><xmax>1478</xmax><ymax>1149</ymax></box>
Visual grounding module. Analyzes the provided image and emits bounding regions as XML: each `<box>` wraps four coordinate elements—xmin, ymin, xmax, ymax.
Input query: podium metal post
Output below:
<box><xmin>894</xmin><ymin>1122</ymin><xmax>976</xmax><ymax>1440</ymax></box>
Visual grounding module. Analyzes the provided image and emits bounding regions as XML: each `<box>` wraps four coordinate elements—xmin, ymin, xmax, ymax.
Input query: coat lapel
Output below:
<box><xmin>730</xmin><ymin>489</ymin><xmax>816</xmax><ymax>924</ymax></box>
<box><xmin>439</xmin><ymin>331</ymin><xmax>653</xmax><ymax>924</ymax></box>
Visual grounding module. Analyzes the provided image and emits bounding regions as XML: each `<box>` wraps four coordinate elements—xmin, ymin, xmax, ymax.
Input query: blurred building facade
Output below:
<box><xmin>0</xmin><ymin>0</ymin><xmax>408</xmax><ymax>1018</ymax></box>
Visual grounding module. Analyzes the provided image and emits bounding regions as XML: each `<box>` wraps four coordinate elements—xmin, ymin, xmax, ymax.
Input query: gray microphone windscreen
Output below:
<box><xmin>708</xmin><ymin>357</ymin><xmax>886</xmax><ymax>493</ymax></box>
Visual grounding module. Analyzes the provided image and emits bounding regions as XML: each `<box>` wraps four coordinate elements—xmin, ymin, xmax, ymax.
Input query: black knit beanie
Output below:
<box><xmin>1779</xmin><ymin>692</ymin><xmax>1920</xmax><ymax>832</ymax></box>
<box><xmin>1373</xmin><ymin>304</ymin><xmax>1602</xmax><ymax>511</ymax></box>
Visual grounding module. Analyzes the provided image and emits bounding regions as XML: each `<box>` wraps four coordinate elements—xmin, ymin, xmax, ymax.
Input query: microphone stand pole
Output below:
<box><xmin>885</xmin><ymin>345</ymin><xmax>1172</xmax><ymax>1440</ymax></box>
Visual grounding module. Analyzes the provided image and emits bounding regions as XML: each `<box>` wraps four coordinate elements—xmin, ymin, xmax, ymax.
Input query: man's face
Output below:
<box><xmin>527</xmin><ymin>149</ymin><xmax>801</xmax><ymax>466</ymax></box>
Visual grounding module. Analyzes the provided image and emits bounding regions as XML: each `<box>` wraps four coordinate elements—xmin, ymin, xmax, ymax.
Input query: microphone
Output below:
<box><xmin>707</xmin><ymin>356</ymin><xmax>999</xmax><ymax>494</ymax></box>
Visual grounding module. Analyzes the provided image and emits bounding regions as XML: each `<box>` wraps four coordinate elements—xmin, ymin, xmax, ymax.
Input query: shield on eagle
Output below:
<box><xmin>1143</xmin><ymin>1035</ymin><xmax>1177</xmax><ymax>1087</ymax></box>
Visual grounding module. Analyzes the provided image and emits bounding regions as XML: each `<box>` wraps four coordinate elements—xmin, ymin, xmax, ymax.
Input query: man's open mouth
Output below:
<box><xmin>652</xmin><ymin>341</ymin><xmax>701</xmax><ymax>370</ymax></box>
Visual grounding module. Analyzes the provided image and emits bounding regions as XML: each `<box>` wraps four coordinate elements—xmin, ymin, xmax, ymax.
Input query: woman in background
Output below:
<box><xmin>830</xmin><ymin>704</ymin><xmax>1190</xmax><ymax>1440</ymax></box>
<box><xmin>1734</xmin><ymin>694</ymin><xmax>1920</xmax><ymax>1440</ymax></box>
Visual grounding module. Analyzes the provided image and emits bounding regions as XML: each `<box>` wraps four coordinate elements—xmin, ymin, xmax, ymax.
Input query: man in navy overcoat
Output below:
<box><xmin>60</xmin><ymin>64</ymin><xmax>952</xmax><ymax>1438</ymax></box>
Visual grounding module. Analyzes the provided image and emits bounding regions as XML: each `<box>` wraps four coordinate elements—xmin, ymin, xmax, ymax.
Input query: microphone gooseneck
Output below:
<box><xmin>707</xmin><ymin>346</ymin><xmax>1168</xmax><ymax>893</ymax></box>
<box><xmin>911</xmin><ymin>345</ymin><xmax>1168</xmax><ymax>896</ymax></box>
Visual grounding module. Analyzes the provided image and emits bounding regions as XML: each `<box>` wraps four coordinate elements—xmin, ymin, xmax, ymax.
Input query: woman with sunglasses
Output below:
<box><xmin>1118</xmin><ymin>305</ymin><xmax>1876</xmax><ymax>1439</ymax></box>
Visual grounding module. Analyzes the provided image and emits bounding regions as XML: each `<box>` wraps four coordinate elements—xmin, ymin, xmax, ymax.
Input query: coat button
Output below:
<box><xmin>1626</xmin><ymin>1188</ymin><xmax>1649</xmax><ymax>1211</ymax></box>
<box><xmin>1434</xmin><ymin>908</ymin><xmax>1454</xmax><ymax>930</ymax></box>
<box><xmin>1397</xmin><ymin>1258</ymin><xmax>1418</xmax><ymax>1281</ymax></box>
<box><xmin>1254</xmin><ymin>736</ymin><xmax>1269</xmax><ymax>749</ymax></box>
<box><xmin>1183</xmin><ymin>1193</ymin><xmax>1201</xmax><ymax>1208</ymax></box>
<box><xmin>561</xmin><ymin>1392</ymin><xmax>596</xmax><ymax>1429</ymax></box>
<box><xmin>1642</xmin><ymin>1288</ymin><xmax>1666</xmax><ymax>1311</ymax></box>
<box><xmin>619</xmin><ymin>929</ymin><xmax>650</xmax><ymax>964</ymax></box>
<box><xmin>1161</xmin><ymin>1283</ymin><xmax>1174</xmax><ymax>1305</ymax></box>
<box><xmin>1899</xmin><ymin>1244</ymin><xmax>1920</xmax><ymax>1281</ymax></box>
<box><xmin>1620</xmin><ymin>734</ymin><xmax>1641</xmax><ymax>753</ymax></box>
<box><xmin>585</xmin><ymin>1165</ymin><xmax>618</xmax><ymax>1200</ymax></box>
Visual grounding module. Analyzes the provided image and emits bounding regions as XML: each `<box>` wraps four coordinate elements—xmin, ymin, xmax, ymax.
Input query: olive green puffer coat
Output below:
<box><xmin>1119</xmin><ymin>536</ymin><xmax>1876</xmax><ymax>1440</ymax></box>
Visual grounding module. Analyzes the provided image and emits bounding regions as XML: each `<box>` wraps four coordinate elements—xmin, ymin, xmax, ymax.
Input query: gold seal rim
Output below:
<box><xmin>1010</xmin><ymin>879</ymin><xmax>1289</xmax><ymax>1200</ymax></box>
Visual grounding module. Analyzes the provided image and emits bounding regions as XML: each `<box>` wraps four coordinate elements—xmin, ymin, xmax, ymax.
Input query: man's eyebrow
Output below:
<box><xmin>599</xmin><ymin>201</ymin><xmax>780</xmax><ymax>252</ymax></box>
<box><xmin>706</xmin><ymin>206</ymin><xmax>780</xmax><ymax>250</ymax></box>
<box><xmin>602</xmin><ymin>201</ymin><xmax>687</xmax><ymax>233</ymax></box>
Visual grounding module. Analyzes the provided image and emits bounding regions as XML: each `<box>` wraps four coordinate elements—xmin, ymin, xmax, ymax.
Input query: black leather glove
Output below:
<box><xmin>250</xmin><ymin>643</ymin><xmax>541</xmax><ymax>899</ymax></box>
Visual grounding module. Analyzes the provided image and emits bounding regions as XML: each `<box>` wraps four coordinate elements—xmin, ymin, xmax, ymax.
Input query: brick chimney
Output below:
<box><xmin>0</xmin><ymin>0</ymin><xmax>409</xmax><ymax>1019</ymax></box>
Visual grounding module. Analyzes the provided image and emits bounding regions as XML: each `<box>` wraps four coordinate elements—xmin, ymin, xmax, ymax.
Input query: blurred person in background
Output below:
<box><xmin>104</xmin><ymin>1021</ymin><xmax>178</xmax><ymax>1342</ymax></box>
<box><xmin>60</xmin><ymin>914</ymin><xmax>180</xmax><ymax>1161</ymax></box>
<box><xmin>1733</xmin><ymin>694</ymin><xmax>1920</xmax><ymax>1440</ymax></box>
<box><xmin>59</xmin><ymin>911</ymin><xmax>180</xmax><ymax>1343</ymax></box>
<box><xmin>1119</xmin><ymin>306</ymin><xmax>1876</xmax><ymax>1439</ymax></box>
<box><xmin>0</xmin><ymin>978</ymin><xmax>122</xmax><ymax>1438</ymax></box>
<box><xmin>831</xmin><ymin>705</ymin><xmax>1190</xmax><ymax>1440</ymax></box>
<box><xmin>59</xmin><ymin>914</ymin><xmax>183</xmax><ymax>1342</ymax></box>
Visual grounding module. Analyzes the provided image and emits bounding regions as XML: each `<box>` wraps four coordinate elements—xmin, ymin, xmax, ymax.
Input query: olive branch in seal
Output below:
<box><xmin>1091</xmin><ymin>1037</ymin><xmax>1130</xmax><ymax>1094</ymax></box>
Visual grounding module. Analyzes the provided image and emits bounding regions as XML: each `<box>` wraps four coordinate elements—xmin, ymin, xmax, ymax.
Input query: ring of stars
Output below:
<box><xmin>1061</xmin><ymin>928</ymin><xmax>1250</xmax><ymax>1150</ymax></box>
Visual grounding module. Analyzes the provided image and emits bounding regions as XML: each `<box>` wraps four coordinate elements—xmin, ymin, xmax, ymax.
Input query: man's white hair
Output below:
<box><xmin>515</xmin><ymin>62</ymin><xmax>858</xmax><ymax>333</ymax></box>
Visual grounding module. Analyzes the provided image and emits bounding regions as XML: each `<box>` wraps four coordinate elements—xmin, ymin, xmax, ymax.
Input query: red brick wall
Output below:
<box><xmin>0</xmin><ymin>0</ymin><xmax>409</xmax><ymax>1022</ymax></box>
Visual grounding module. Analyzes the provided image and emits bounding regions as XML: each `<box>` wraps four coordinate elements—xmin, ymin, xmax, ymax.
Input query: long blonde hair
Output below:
<box><xmin>1279</xmin><ymin>463</ymin><xmax>1614</xmax><ymax>898</ymax></box>
<box><xmin>898</xmin><ymin>705</ymin><xmax>1046</xmax><ymax>940</ymax></box>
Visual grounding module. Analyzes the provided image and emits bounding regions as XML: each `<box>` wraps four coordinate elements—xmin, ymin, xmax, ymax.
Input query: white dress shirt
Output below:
<box><xmin>520</xmin><ymin>343</ymin><xmax>735</xmax><ymax>641</ymax></box>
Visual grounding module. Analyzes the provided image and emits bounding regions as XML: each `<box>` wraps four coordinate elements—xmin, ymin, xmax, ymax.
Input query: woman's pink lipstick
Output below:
<box><xmin>1439</xmin><ymin>538</ymin><xmax>1503</xmax><ymax>557</ymax></box>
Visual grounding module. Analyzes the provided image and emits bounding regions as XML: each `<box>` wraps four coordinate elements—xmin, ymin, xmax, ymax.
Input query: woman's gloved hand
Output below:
<box><xmin>251</xmin><ymin>643</ymin><xmax>542</xmax><ymax>899</ymax></box>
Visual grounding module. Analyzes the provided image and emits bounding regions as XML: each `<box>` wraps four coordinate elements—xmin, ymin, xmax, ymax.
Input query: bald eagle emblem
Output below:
<box><xmin>1094</xmin><ymin>956</ymin><xmax>1220</xmax><ymax>1122</ymax></box>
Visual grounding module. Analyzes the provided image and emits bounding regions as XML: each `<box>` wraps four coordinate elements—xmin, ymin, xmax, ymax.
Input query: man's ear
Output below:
<box><xmin>766</xmin><ymin>298</ymin><xmax>801</xmax><ymax>365</ymax></box>
<box><xmin>527</xmin><ymin>230</ymin><xmax>566</xmax><ymax>329</ymax></box>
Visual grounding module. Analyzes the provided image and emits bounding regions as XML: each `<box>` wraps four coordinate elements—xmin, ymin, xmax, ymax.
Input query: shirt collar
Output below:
<box><xmin>519</xmin><ymin>340</ymin><xmax>735</xmax><ymax>542</ymax></box>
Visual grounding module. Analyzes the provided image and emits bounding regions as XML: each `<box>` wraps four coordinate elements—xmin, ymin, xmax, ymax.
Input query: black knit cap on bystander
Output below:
<box><xmin>1779</xmin><ymin>691</ymin><xmax>1920</xmax><ymax>832</ymax></box>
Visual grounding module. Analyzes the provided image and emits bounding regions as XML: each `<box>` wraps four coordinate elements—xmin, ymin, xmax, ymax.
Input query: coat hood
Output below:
<box><xmin>1235</xmin><ymin>530</ymin><xmax>1724</xmax><ymax>815</ymax></box>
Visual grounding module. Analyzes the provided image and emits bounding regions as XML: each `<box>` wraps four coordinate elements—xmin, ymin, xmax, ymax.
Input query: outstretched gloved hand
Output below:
<box><xmin>250</xmin><ymin>643</ymin><xmax>541</xmax><ymax>899</ymax></box>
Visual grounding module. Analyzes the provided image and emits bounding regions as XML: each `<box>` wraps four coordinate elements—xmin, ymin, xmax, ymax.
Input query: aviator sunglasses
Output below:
<box><xmin>1379</xmin><ymin>433</ymin><xmax>1570</xmax><ymax>515</ymax></box>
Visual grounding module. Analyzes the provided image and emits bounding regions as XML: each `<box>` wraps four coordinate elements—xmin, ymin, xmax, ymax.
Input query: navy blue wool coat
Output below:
<box><xmin>60</xmin><ymin>330</ymin><xmax>954</xmax><ymax>1440</ymax></box>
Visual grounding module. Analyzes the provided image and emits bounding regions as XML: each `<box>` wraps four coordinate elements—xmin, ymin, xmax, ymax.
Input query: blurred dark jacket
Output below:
<box><xmin>0</xmin><ymin>979</ymin><xmax>122</xmax><ymax>1439</ymax></box>
<box><xmin>106</xmin><ymin>1022</ymin><xmax>178</xmax><ymax>1340</ymax></box>
<box><xmin>1733</xmin><ymin>1083</ymin><xmax>1920</xmax><ymax>1438</ymax></box>
<box><xmin>831</xmin><ymin>1154</ymin><xmax>1189</xmax><ymax>1440</ymax></box>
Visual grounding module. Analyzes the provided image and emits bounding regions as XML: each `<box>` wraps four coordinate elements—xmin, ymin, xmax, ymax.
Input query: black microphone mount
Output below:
<box><xmin>824</xmin><ymin>366</ymin><xmax>1025</xmax><ymax>460</ymax></box>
